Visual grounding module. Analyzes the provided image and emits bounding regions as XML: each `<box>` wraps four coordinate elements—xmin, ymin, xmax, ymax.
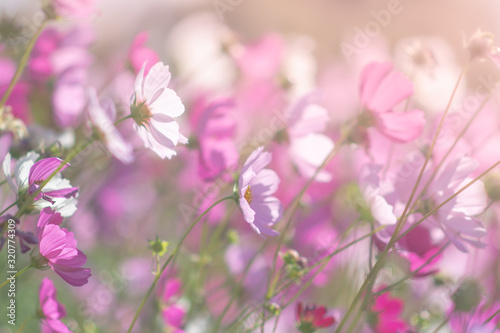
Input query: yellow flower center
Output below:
<box><xmin>244</xmin><ymin>186</ymin><xmax>253</xmax><ymax>205</ymax></box>
<box><xmin>131</xmin><ymin>99</ymin><xmax>153</xmax><ymax>127</ymax></box>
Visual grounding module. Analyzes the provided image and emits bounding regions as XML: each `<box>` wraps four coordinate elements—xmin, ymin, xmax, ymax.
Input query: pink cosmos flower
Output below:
<box><xmin>295</xmin><ymin>302</ymin><xmax>336</xmax><ymax>332</ymax></box>
<box><xmin>39</xmin><ymin>278</ymin><xmax>72</xmax><ymax>333</ymax></box>
<box><xmin>88</xmin><ymin>88</ymin><xmax>134</xmax><ymax>164</ymax></box>
<box><xmin>358</xmin><ymin>62</ymin><xmax>425</xmax><ymax>143</ymax></box>
<box><xmin>285</xmin><ymin>93</ymin><xmax>334</xmax><ymax>183</ymax></box>
<box><xmin>36</xmin><ymin>208</ymin><xmax>91</xmax><ymax>286</ymax></box>
<box><xmin>160</xmin><ymin>278</ymin><xmax>185</xmax><ymax>332</ymax></box>
<box><xmin>238</xmin><ymin>147</ymin><xmax>283</xmax><ymax>237</ymax></box>
<box><xmin>190</xmin><ymin>97</ymin><xmax>238</xmax><ymax>182</ymax></box>
<box><xmin>0</xmin><ymin>54</ymin><xmax>31</xmax><ymax>123</ymax></box>
<box><xmin>392</xmin><ymin>156</ymin><xmax>488</xmax><ymax>253</ymax></box>
<box><xmin>371</xmin><ymin>291</ymin><xmax>408</xmax><ymax>333</ymax></box>
<box><xmin>130</xmin><ymin>61</ymin><xmax>188</xmax><ymax>159</ymax></box>
<box><xmin>128</xmin><ymin>32</ymin><xmax>159</xmax><ymax>75</ymax></box>
<box><xmin>3</xmin><ymin>152</ymin><xmax>79</xmax><ymax>216</ymax></box>
<box><xmin>51</xmin><ymin>0</ymin><xmax>95</xmax><ymax>19</ymax></box>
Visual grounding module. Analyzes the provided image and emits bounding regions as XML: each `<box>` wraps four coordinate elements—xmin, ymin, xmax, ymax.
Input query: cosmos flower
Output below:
<box><xmin>39</xmin><ymin>278</ymin><xmax>72</xmax><ymax>333</ymax></box>
<box><xmin>238</xmin><ymin>147</ymin><xmax>282</xmax><ymax>237</ymax></box>
<box><xmin>371</xmin><ymin>291</ymin><xmax>408</xmax><ymax>333</ymax></box>
<box><xmin>130</xmin><ymin>61</ymin><xmax>188</xmax><ymax>159</ymax></box>
<box><xmin>35</xmin><ymin>208</ymin><xmax>91</xmax><ymax>287</ymax></box>
<box><xmin>358</xmin><ymin>61</ymin><xmax>425</xmax><ymax>143</ymax></box>
<box><xmin>295</xmin><ymin>302</ymin><xmax>335</xmax><ymax>332</ymax></box>
<box><xmin>128</xmin><ymin>32</ymin><xmax>160</xmax><ymax>75</ymax></box>
<box><xmin>285</xmin><ymin>93</ymin><xmax>334</xmax><ymax>183</ymax></box>
<box><xmin>3</xmin><ymin>152</ymin><xmax>79</xmax><ymax>217</ymax></box>
<box><xmin>88</xmin><ymin>87</ymin><xmax>134</xmax><ymax>164</ymax></box>
<box><xmin>160</xmin><ymin>278</ymin><xmax>186</xmax><ymax>332</ymax></box>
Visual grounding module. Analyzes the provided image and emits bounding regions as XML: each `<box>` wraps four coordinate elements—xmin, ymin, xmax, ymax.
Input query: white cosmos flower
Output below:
<box><xmin>130</xmin><ymin>61</ymin><xmax>188</xmax><ymax>159</ymax></box>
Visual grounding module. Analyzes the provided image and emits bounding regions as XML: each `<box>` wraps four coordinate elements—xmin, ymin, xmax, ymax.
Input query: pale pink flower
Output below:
<box><xmin>190</xmin><ymin>97</ymin><xmax>238</xmax><ymax>181</ymax></box>
<box><xmin>238</xmin><ymin>147</ymin><xmax>282</xmax><ymax>237</ymax></box>
<box><xmin>128</xmin><ymin>32</ymin><xmax>159</xmax><ymax>75</ymax></box>
<box><xmin>463</xmin><ymin>29</ymin><xmax>500</xmax><ymax>66</ymax></box>
<box><xmin>359</xmin><ymin>61</ymin><xmax>425</xmax><ymax>143</ymax></box>
<box><xmin>39</xmin><ymin>278</ymin><xmax>72</xmax><ymax>333</ymax></box>
<box><xmin>88</xmin><ymin>88</ymin><xmax>134</xmax><ymax>164</ymax></box>
<box><xmin>130</xmin><ymin>62</ymin><xmax>188</xmax><ymax>159</ymax></box>
<box><xmin>422</xmin><ymin>157</ymin><xmax>488</xmax><ymax>252</ymax></box>
<box><xmin>285</xmin><ymin>93</ymin><xmax>334</xmax><ymax>182</ymax></box>
<box><xmin>51</xmin><ymin>0</ymin><xmax>95</xmax><ymax>19</ymax></box>
<box><xmin>36</xmin><ymin>208</ymin><xmax>91</xmax><ymax>287</ymax></box>
<box><xmin>160</xmin><ymin>278</ymin><xmax>185</xmax><ymax>332</ymax></box>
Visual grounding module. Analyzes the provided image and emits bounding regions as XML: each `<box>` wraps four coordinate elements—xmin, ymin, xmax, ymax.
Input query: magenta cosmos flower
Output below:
<box><xmin>238</xmin><ymin>147</ymin><xmax>282</xmax><ymax>237</ymax></box>
<box><xmin>3</xmin><ymin>152</ymin><xmax>79</xmax><ymax>216</ymax></box>
<box><xmin>295</xmin><ymin>302</ymin><xmax>335</xmax><ymax>332</ymax></box>
<box><xmin>130</xmin><ymin>61</ymin><xmax>188</xmax><ymax>159</ymax></box>
<box><xmin>358</xmin><ymin>61</ymin><xmax>425</xmax><ymax>143</ymax></box>
<box><xmin>35</xmin><ymin>208</ymin><xmax>91</xmax><ymax>287</ymax></box>
<box><xmin>39</xmin><ymin>278</ymin><xmax>72</xmax><ymax>333</ymax></box>
<box><xmin>371</xmin><ymin>291</ymin><xmax>408</xmax><ymax>333</ymax></box>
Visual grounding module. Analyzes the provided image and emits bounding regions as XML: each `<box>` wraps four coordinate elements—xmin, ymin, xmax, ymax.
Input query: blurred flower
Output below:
<box><xmin>35</xmin><ymin>208</ymin><xmax>91</xmax><ymax>287</ymax></box>
<box><xmin>160</xmin><ymin>278</ymin><xmax>186</xmax><ymax>332</ymax></box>
<box><xmin>3</xmin><ymin>152</ymin><xmax>79</xmax><ymax>216</ymax></box>
<box><xmin>50</xmin><ymin>0</ymin><xmax>95</xmax><ymax>19</ymax></box>
<box><xmin>0</xmin><ymin>215</ymin><xmax>37</xmax><ymax>253</ymax></box>
<box><xmin>238</xmin><ymin>147</ymin><xmax>282</xmax><ymax>237</ymax></box>
<box><xmin>357</xmin><ymin>61</ymin><xmax>425</xmax><ymax>143</ymax></box>
<box><xmin>284</xmin><ymin>93</ymin><xmax>334</xmax><ymax>183</ymax></box>
<box><xmin>370</xmin><ymin>291</ymin><xmax>408</xmax><ymax>333</ymax></box>
<box><xmin>190</xmin><ymin>97</ymin><xmax>238</xmax><ymax>182</ymax></box>
<box><xmin>127</xmin><ymin>32</ymin><xmax>159</xmax><ymax>75</ymax></box>
<box><xmin>0</xmin><ymin>54</ymin><xmax>31</xmax><ymax>123</ymax></box>
<box><xmin>39</xmin><ymin>278</ymin><xmax>72</xmax><ymax>333</ymax></box>
<box><xmin>417</xmin><ymin>157</ymin><xmax>488</xmax><ymax>253</ymax></box>
<box><xmin>295</xmin><ymin>302</ymin><xmax>335</xmax><ymax>333</ymax></box>
<box><xmin>464</xmin><ymin>29</ymin><xmax>500</xmax><ymax>65</ymax></box>
<box><xmin>88</xmin><ymin>88</ymin><xmax>134</xmax><ymax>164</ymax></box>
<box><xmin>130</xmin><ymin>61</ymin><xmax>188</xmax><ymax>159</ymax></box>
<box><xmin>0</xmin><ymin>106</ymin><xmax>28</xmax><ymax>141</ymax></box>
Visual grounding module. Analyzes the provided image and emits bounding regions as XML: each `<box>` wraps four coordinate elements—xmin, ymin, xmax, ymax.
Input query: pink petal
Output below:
<box><xmin>375</xmin><ymin>109</ymin><xmax>425</xmax><ymax>143</ymax></box>
<box><xmin>29</xmin><ymin>158</ymin><xmax>68</xmax><ymax>184</ymax></box>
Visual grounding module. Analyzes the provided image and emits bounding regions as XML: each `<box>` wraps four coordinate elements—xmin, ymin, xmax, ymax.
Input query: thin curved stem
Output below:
<box><xmin>0</xmin><ymin>201</ymin><xmax>18</xmax><ymax>217</ymax></box>
<box><xmin>0</xmin><ymin>20</ymin><xmax>48</xmax><ymax>108</ymax></box>
<box><xmin>336</xmin><ymin>61</ymin><xmax>470</xmax><ymax>333</ymax></box>
<box><xmin>0</xmin><ymin>265</ymin><xmax>31</xmax><ymax>289</ymax></box>
<box><xmin>127</xmin><ymin>195</ymin><xmax>235</xmax><ymax>333</ymax></box>
<box><xmin>266</xmin><ymin>128</ymin><xmax>350</xmax><ymax>300</ymax></box>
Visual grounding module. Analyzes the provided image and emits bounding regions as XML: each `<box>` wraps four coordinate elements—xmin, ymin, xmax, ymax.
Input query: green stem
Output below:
<box><xmin>0</xmin><ymin>265</ymin><xmax>31</xmax><ymax>289</ymax></box>
<box><xmin>395</xmin><ymin>159</ymin><xmax>500</xmax><ymax>243</ymax></box>
<box><xmin>266</xmin><ymin>129</ymin><xmax>349</xmax><ymax>299</ymax></box>
<box><xmin>127</xmin><ymin>195</ymin><xmax>235</xmax><ymax>333</ymax></box>
<box><xmin>0</xmin><ymin>201</ymin><xmax>18</xmax><ymax>217</ymax></box>
<box><xmin>211</xmin><ymin>240</ymin><xmax>268</xmax><ymax>333</ymax></box>
<box><xmin>0</xmin><ymin>179</ymin><xmax>7</xmax><ymax>187</ymax></box>
<box><xmin>16</xmin><ymin>315</ymin><xmax>35</xmax><ymax>333</ymax></box>
<box><xmin>432</xmin><ymin>317</ymin><xmax>449</xmax><ymax>333</ymax></box>
<box><xmin>15</xmin><ymin>139</ymin><xmax>95</xmax><ymax>219</ymax></box>
<box><xmin>375</xmin><ymin>242</ymin><xmax>450</xmax><ymax>295</ymax></box>
<box><xmin>0</xmin><ymin>21</ymin><xmax>48</xmax><ymax>109</ymax></box>
<box><xmin>483</xmin><ymin>308</ymin><xmax>500</xmax><ymax>325</ymax></box>
<box><xmin>336</xmin><ymin>61</ymin><xmax>470</xmax><ymax>333</ymax></box>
